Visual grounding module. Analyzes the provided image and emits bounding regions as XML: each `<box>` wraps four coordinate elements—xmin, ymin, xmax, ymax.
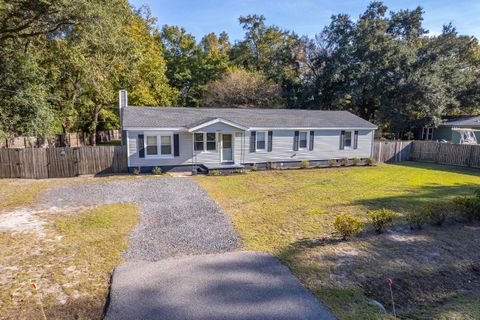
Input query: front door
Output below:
<box><xmin>221</xmin><ymin>134</ymin><xmax>233</xmax><ymax>163</ymax></box>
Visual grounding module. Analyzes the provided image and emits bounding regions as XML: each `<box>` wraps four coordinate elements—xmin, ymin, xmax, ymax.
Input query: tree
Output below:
<box><xmin>301</xmin><ymin>1</ymin><xmax>480</xmax><ymax>137</ymax></box>
<box><xmin>201</xmin><ymin>68</ymin><xmax>283</xmax><ymax>108</ymax></box>
<box><xmin>0</xmin><ymin>0</ymin><xmax>80</xmax><ymax>42</ymax></box>
<box><xmin>159</xmin><ymin>26</ymin><xmax>231</xmax><ymax>106</ymax></box>
<box><xmin>124</xmin><ymin>7</ymin><xmax>178</xmax><ymax>107</ymax></box>
<box><xmin>0</xmin><ymin>47</ymin><xmax>55</xmax><ymax>139</ymax></box>
<box><xmin>230</xmin><ymin>15</ymin><xmax>304</xmax><ymax>107</ymax></box>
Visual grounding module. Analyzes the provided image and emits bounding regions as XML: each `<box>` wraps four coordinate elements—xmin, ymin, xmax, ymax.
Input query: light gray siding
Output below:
<box><xmin>127</xmin><ymin>130</ymin><xmax>237</xmax><ymax>166</ymax></box>
<box><xmin>127</xmin><ymin>129</ymin><xmax>373</xmax><ymax>167</ymax></box>
<box><xmin>128</xmin><ymin>130</ymin><xmax>193</xmax><ymax>167</ymax></box>
<box><xmin>244</xmin><ymin>130</ymin><xmax>373</xmax><ymax>163</ymax></box>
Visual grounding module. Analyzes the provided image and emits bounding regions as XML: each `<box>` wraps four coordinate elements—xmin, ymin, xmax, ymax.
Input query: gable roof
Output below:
<box><xmin>440</xmin><ymin>116</ymin><xmax>480</xmax><ymax>127</ymax></box>
<box><xmin>186</xmin><ymin>117</ymin><xmax>249</xmax><ymax>132</ymax></box>
<box><xmin>122</xmin><ymin>106</ymin><xmax>377</xmax><ymax>130</ymax></box>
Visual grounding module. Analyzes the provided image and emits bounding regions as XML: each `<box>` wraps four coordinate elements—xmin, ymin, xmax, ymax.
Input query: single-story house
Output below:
<box><xmin>119</xmin><ymin>90</ymin><xmax>377</xmax><ymax>173</ymax></box>
<box><xmin>422</xmin><ymin>116</ymin><xmax>480</xmax><ymax>144</ymax></box>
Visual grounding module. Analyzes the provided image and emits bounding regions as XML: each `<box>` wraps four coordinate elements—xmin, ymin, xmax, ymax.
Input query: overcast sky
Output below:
<box><xmin>128</xmin><ymin>0</ymin><xmax>480</xmax><ymax>41</ymax></box>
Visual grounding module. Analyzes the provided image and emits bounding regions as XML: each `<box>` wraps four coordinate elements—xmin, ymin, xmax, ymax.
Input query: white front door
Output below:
<box><xmin>221</xmin><ymin>133</ymin><xmax>233</xmax><ymax>163</ymax></box>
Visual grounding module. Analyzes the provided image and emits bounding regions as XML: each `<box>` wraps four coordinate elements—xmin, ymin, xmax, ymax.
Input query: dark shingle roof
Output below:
<box><xmin>122</xmin><ymin>106</ymin><xmax>376</xmax><ymax>129</ymax></box>
<box><xmin>440</xmin><ymin>116</ymin><xmax>480</xmax><ymax>127</ymax></box>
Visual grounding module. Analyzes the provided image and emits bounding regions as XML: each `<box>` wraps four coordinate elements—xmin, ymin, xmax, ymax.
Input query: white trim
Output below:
<box><xmin>187</xmin><ymin>118</ymin><xmax>249</xmax><ymax>132</ymax></box>
<box><xmin>144</xmin><ymin>132</ymin><xmax>174</xmax><ymax>159</ymax></box>
<box><xmin>193</xmin><ymin>132</ymin><xmax>205</xmax><ymax>153</ymax></box>
<box><xmin>124</xmin><ymin>126</ymin><xmax>377</xmax><ymax>131</ymax></box>
<box><xmin>220</xmin><ymin>133</ymin><xmax>234</xmax><ymax>163</ymax></box>
<box><xmin>124</xmin><ymin>127</ymin><xmax>185</xmax><ymax>131</ymax></box>
<box><xmin>250</xmin><ymin>127</ymin><xmax>376</xmax><ymax>130</ymax></box>
<box><xmin>342</xmin><ymin>130</ymin><xmax>354</xmax><ymax>150</ymax></box>
<box><xmin>255</xmin><ymin>131</ymin><xmax>268</xmax><ymax>152</ymax></box>
<box><xmin>206</xmin><ymin>132</ymin><xmax>217</xmax><ymax>152</ymax></box>
<box><xmin>193</xmin><ymin>132</ymin><xmax>218</xmax><ymax>154</ymax></box>
<box><xmin>298</xmin><ymin>131</ymin><xmax>309</xmax><ymax>150</ymax></box>
<box><xmin>452</xmin><ymin>127</ymin><xmax>480</xmax><ymax>132</ymax></box>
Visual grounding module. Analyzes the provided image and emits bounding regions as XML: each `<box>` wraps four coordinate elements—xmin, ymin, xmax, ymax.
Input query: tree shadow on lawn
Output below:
<box><xmin>277</xmin><ymin>222</ymin><xmax>480</xmax><ymax>319</ymax></box>
<box><xmin>352</xmin><ymin>183</ymin><xmax>480</xmax><ymax>213</ymax></box>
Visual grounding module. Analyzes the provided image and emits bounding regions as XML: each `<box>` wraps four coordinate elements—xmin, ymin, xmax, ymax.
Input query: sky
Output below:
<box><xmin>128</xmin><ymin>0</ymin><xmax>480</xmax><ymax>42</ymax></box>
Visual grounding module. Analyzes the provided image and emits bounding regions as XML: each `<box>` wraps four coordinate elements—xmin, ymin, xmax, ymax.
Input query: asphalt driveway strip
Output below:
<box><xmin>105</xmin><ymin>251</ymin><xmax>336</xmax><ymax>320</ymax></box>
<box><xmin>38</xmin><ymin>176</ymin><xmax>335</xmax><ymax>319</ymax></box>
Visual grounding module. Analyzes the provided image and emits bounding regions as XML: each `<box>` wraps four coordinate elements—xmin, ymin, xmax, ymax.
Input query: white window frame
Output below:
<box><xmin>256</xmin><ymin>131</ymin><xmax>268</xmax><ymax>151</ymax></box>
<box><xmin>205</xmin><ymin>132</ymin><xmax>217</xmax><ymax>152</ymax></box>
<box><xmin>194</xmin><ymin>132</ymin><xmax>205</xmax><ymax>152</ymax></box>
<box><xmin>194</xmin><ymin>132</ymin><xmax>217</xmax><ymax>154</ymax></box>
<box><xmin>144</xmin><ymin>132</ymin><xmax>174</xmax><ymax>159</ymax></box>
<box><xmin>343</xmin><ymin>130</ymin><xmax>354</xmax><ymax>150</ymax></box>
<box><xmin>299</xmin><ymin>131</ymin><xmax>309</xmax><ymax>150</ymax></box>
<box><xmin>145</xmin><ymin>135</ymin><xmax>158</xmax><ymax>156</ymax></box>
<box><xmin>422</xmin><ymin>127</ymin><xmax>434</xmax><ymax>140</ymax></box>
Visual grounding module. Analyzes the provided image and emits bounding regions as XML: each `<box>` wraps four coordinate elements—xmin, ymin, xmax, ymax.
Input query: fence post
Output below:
<box><xmin>435</xmin><ymin>143</ymin><xmax>440</xmax><ymax>163</ymax></box>
<box><xmin>468</xmin><ymin>145</ymin><xmax>474</xmax><ymax>167</ymax></box>
<box><xmin>74</xmin><ymin>148</ymin><xmax>80</xmax><ymax>176</ymax></box>
<box><xmin>378</xmin><ymin>142</ymin><xmax>382</xmax><ymax>163</ymax></box>
<box><xmin>15</xmin><ymin>149</ymin><xmax>21</xmax><ymax>178</ymax></box>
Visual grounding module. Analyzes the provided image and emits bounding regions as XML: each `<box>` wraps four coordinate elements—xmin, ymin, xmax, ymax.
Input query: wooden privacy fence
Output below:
<box><xmin>410</xmin><ymin>141</ymin><xmax>480</xmax><ymax>168</ymax></box>
<box><xmin>373</xmin><ymin>140</ymin><xmax>480</xmax><ymax>168</ymax></box>
<box><xmin>0</xmin><ymin>146</ymin><xmax>128</xmax><ymax>179</ymax></box>
<box><xmin>373</xmin><ymin>140</ymin><xmax>413</xmax><ymax>163</ymax></box>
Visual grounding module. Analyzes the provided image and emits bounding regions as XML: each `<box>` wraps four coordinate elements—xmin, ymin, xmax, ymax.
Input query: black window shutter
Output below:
<box><xmin>309</xmin><ymin>131</ymin><xmax>314</xmax><ymax>151</ymax></box>
<box><xmin>173</xmin><ymin>134</ymin><xmax>180</xmax><ymax>156</ymax></box>
<box><xmin>293</xmin><ymin>131</ymin><xmax>299</xmax><ymax>151</ymax></box>
<box><xmin>268</xmin><ymin>131</ymin><xmax>273</xmax><ymax>152</ymax></box>
<box><xmin>339</xmin><ymin>131</ymin><xmax>345</xmax><ymax>150</ymax></box>
<box><xmin>353</xmin><ymin>131</ymin><xmax>359</xmax><ymax>149</ymax></box>
<box><xmin>138</xmin><ymin>134</ymin><xmax>145</xmax><ymax>158</ymax></box>
<box><xmin>250</xmin><ymin>131</ymin><xmax>256</xmax><ymax>152</ymax></box>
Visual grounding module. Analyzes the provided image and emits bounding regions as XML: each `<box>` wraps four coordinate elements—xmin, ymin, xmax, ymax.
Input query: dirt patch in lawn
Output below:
<box><xmin>280</xmin><ymin>224</ymin><xmax>480</xmax><ymax>319</ymax></box>
<box><xmin>0</xmin><ymin>204</ymin><xmax>138</xmax><ymax>320</ymax></box>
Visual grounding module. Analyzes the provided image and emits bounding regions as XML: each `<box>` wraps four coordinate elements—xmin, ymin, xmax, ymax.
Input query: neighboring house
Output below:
<box><xmin>119</xmin><ymin>90</ymin><xmax>377</xmax><ymax>173</ymax></box>
<box><xmin>422</xmin><ymin>116</ymin><xmax>480</xmax><ymax>144</ymax></box>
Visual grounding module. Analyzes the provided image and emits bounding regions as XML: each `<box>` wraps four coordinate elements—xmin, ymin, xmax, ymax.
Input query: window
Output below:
<box><xmin>144</xmin><ymin>133</ymin><xmax>173</xmax><ymax>157</ymax></box>
<box><xmin>194</xmin><ymin>133</ymin><xmax>204</xmax><ymax>151</ymax></box>
<box><xmin>422</xmin><ymin>127</ymin><xmax>434</xmax><ymax>140</ymax></box>
<box><xmin>194</xmin><ymin>133</ymin><xmax>217</xmax><ymax>152</ymax></box>
<box><xmin>344</xmin><ymin>131</ymin><xmax>353</xmax><ymax>148</ymax></box>
<box><xmin>146</xmin><ymin>136</ymin><xmax>158</xmax><ymax>155</ymax></box>
<box><xmin>299</xmin><ymin>131</ymin><xmax>308</xmax><ymax>149</ymax></box>
<box><xmin>161</xmin><ymin>136</ymin><xmax>172</xmax><ymax>155</ymax></box>
<box><xmin>206</xmin><ymin>133</ymin><xmax>216</xmax><ymax>151</ymax></box>
<box><xmin>256</xmin><ymin>131</ymin><xmax>266</xmax><ymax>150</ymax></box>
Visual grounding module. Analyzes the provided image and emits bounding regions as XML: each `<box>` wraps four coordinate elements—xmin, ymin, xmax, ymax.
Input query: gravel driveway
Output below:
<box><xmin>38</xmin><ymin>177</ymin><xmax>241</xmax><ymax>261</ymax></box>
<box><xmin>38</xmin><ymin>176</ymin><xmax>335</xmax><ymax>319</ymax></box>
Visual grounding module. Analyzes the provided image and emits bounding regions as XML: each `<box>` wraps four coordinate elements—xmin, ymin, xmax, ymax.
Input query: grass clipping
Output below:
<box><xmin>0</xmin><ymin>204</ymin><xmax>138</xmax><ymax>320</ymax></box>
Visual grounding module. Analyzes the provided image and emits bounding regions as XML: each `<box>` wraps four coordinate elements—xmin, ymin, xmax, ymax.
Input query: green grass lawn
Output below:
<box><xmin>196</xmin><ymin>162</ymin><xmax>480</xmax><ymax>319</ymax></box>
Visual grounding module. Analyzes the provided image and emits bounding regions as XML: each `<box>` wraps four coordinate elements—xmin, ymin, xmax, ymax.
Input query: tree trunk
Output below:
<box><xmin>90</xmin><ymin>106</ymin><xmax>100</xmax><ymax>146</ymax></box>
<box><xmin>61</xmin><ymin>124</ymin><xmax>72</xmax><ymax>147</ymax></box>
